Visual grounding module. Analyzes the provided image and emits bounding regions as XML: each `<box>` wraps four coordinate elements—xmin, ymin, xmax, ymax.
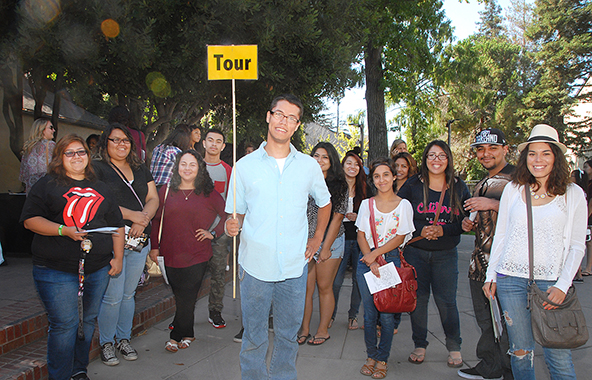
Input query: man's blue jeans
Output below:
<box><xmin>404</xmin><ymin>245</ymin><xmax>462</xmax><ymax>351</ymax></box>
<box><xmin>98</xmin><ymin>245</ymin><xmax>149</xmax><ymax>345</ymax></box>
<box><xmin>332</xmin><ymin>239</ymin><xmax>362</xmax><ymax>320</ymax></box>
<box><xmin>33</xmin><ymin>264</ymin><xmax>110</xmax><ymax>380</ymax></box>
<box><xmin>357</xmin><ymin>249</ymin><xmax>401</xmax><ymax>362</ymax></box>
<box><xmin>496</xmin><ymin>275</ymin><xmax>576</xmax><ymax>380</ymax></box>
<box><xmin>239</xmin><ymin>265</ymin><xmax>307</xmax><ymax>380</ymax></box>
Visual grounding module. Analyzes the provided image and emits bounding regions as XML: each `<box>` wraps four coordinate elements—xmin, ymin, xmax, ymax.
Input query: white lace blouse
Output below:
<box><xmin>485</xmin><ymin>183</ymin><xmax>587</xmax><ymax>293</ymax></box>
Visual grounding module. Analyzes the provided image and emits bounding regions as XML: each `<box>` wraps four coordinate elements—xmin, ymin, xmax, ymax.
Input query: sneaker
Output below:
<box><xmin>208</xmin><ymin>310</ymin><xmax>227</xmax><ymax>328</ymax></box>
<box><xmin>71</xmin><ymin>372</ymin><xmax>90</xmax><ymax>380</ymax></box>
<box><xmin>116</xmin><ymin>338</ymin><xmax>138</xmax><ymax>361</ymax></box>
<box><xmin>234</xmin><ymin>327</ymin><xmax>244</xmax><ymax>343</ymax></box>
<box><xmin>457</xmin><ymin>367</ymin><xmax>502</xmax><ymax>380</ymax></box>
<box><xmin>100</xmin><ymin>342</ymin><xmax>119</xmax><ymax>366</ymax></box>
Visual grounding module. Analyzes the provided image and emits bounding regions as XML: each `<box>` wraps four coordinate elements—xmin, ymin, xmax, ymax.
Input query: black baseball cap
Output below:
<box><xmin>470</xmin><ymin>128</ymin><xmax>507</xmax><ymax>147</ymax></box>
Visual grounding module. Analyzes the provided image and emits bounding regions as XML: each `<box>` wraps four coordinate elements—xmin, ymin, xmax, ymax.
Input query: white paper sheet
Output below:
<box><xmin>157</xmin><ymin>256</ymin><xmax>169</xmax><ymax>285</ymax></box>
<box><xmin>84</xmin><ymin>227</ymin><xmax>120</xmax><ymax>234</ymax></box>
<box><xmin>364</xmin><ymin>262</ymin><xmax>402</xmax><ymax>294</ymax></box>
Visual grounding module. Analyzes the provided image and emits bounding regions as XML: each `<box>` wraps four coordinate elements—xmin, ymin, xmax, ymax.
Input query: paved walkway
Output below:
<box><xmin>2</xmin><ymin>235</ymin><xmax>591</xmax><ymax>379</ymax></box>
<box><xmin>82</xmin><ymin>235</ymin><xmax>592</xmax><ymax>380</ymax></box>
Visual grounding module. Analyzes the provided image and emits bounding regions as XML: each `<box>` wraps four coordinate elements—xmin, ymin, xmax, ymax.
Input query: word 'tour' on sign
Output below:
<box><xmin>207</xmin><ymin>45</ymin><xmax>258</xmax><ymax>81</ymax></box>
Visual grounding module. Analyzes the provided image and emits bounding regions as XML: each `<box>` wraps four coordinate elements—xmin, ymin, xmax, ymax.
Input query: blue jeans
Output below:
<box><xmin>98</xmin><ymin>244</ymin><xmax>149</xmax><ymax>345</ymax></box>
<box><xmin>332</xmin><ymin>239</ymin><xmax>362</xmax><ymax>320</ymax></box>
<box><xmin>34</xmin><ymin>265</ymin><xmax>110</xmax><ymax>380</ymax></box>
<box><xmin>357</xmin><ymin>249</ymin><xmax>401</xmax><ymax>362</ymax></box>
<box><xmin>496</xmin><ymin>275</ymin><xmax>576</xmax><ymax>380</ymax></box>
<box><xmin>239</xmin><ymin>265</ymin><xmax>307</xmax><ymax>380</ymax></box>
<box><xmin>404</xmin><ymin>245</ymin><xmax>461</xmax><ymax>351</ymax></box>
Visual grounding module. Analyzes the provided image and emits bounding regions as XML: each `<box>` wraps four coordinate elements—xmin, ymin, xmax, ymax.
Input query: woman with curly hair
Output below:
<box><xmin>20</xmin><ymin>118</ymin><xmax>56</xmax><ymax>193</ymax></box>
<box><xmin>299</xmin><ymin>142</ymin><xmax>348</xmax><ymax>345</ymax></box>
<box><xmin>330</xmin><ymin>151</ymin><xmax>369</xmax><ymax>330</ymax></box>
<box><xmin>149</xmin><ymin>150</ymin><xmax>226</xmax><ymax>352</ymax></box>
<box><xmin>483</xmin><ymin>124</ymin><xmax>586</xmax><ymax>380</ymax></box>
<box><xmin>397</xmin><ymin>140</ymin><xmax>470</xmax><ymax>368</ymax></box>
<box><xmin>93</xmin><ymin>123</ymin><xmax>159</xmax><ymax>365</ymax></box>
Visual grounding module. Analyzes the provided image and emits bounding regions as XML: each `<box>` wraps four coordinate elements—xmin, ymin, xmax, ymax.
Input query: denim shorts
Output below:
<box><xmin>315</xmin><ymin>234</ymin><xmax>345</xmax><ymax>260</ymax></box>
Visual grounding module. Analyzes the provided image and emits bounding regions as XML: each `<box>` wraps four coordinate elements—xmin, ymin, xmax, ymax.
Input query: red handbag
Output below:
<box><xmin>368</xmin><ymin>197</ymin><xmax>418</xmax><ymax>313</ymax></box>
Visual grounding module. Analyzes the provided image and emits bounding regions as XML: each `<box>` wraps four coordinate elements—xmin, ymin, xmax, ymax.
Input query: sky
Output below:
<box><xmin>323</xmin><ymin>0</ymin><xmax>515</xmax><ymax>145</ymax></box>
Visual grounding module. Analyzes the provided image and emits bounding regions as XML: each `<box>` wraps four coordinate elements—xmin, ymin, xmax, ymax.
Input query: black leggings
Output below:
<box><xmin>167</xmin><ymin>262</ymin><xmax>208</xmax><ymax>342</ymax></box>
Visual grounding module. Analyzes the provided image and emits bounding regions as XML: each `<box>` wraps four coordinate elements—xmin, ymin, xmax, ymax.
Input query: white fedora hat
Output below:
<box><xmin>517</xmin><ymin>124</ymin><xmax>567</xmax><ymax>154</ymax></box>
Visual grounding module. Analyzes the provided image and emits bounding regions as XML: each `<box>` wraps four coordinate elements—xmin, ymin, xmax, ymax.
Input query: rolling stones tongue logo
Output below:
<box><xmin>63</xmin><ymin>187</ymin><xmax>105</xmax><ymax>229</ymax></box>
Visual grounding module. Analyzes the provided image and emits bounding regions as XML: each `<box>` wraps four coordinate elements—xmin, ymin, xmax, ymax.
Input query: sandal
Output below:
<box><xmin>348</xmin><ymin>317</ymin><xmax>359</xmax><ymax>330</ymax></box>
<box><xmin>360</xmin><ymin>358</ymin><xmax>376</xmax><ymax>376</ymax></box>
<box><xmin>582</xmin><ymin>270</ymin><xmax>592</xmax><ymax>276</ymax></box>
<box><xmin>297</xmin><ymin>333</ymin><xmax>311</xmax><ymax>345</ymax></box>
<box><xmin>372</xmin><ymin>361</ymin><xmax>388</xmax><ymax>379</ymax></box>
<box><xmin>178</xmin><ymin>337</ymin><xmax>195</xmax><ymax>349</ymax></box>
<box><xmin>447</xmin><ymin>351</ymin><xmax>463</xmax><ymax>368</ymax></box>
<box><xmin>165</xmin><ymin>340</ymin><xmax>178</xmax><ymax>353</ymax></box>
<box><xmin>408</xmin><ymin>348</ymin><xmax>426</xmax><ymax>364</ymax></box>
<box><xmin>307</xmin><ymin>335</ymin><xmax>330</xmax><ymax>345</ymax></box>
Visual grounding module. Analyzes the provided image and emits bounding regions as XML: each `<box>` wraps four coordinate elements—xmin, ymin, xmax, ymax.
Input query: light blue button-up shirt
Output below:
<box><xmin>225</xmin><ymin>142</ymin><xmax>330</xmax><ymax>281</ymax></box>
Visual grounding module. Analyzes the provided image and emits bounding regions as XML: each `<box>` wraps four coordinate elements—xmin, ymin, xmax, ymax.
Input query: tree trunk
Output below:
<box><xmin>0</xmin><ymin>61</ymin><xmax>24</xmax><ymax>160</ymax></box>
<box><xmin>364</xmin><ymin>41</ymin><xmax>388</xmax><ymax>163</ymax></box>
<box><xmin>28</xmin><ymin>68</ymin><xmax>47</xmax><ymax>120</ymax></box>
<box><xmin>51</xmin><ymin>71</ymin><xmax>63</xmax><ymax>136</ymax></box>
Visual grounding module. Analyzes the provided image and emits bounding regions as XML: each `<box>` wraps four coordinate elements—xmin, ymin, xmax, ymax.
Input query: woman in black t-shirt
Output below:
<box><xmin>397</xmin><ymin>140</ymin><xmax>470</xmax><ymax>368</ymax></box>
<box><xmin>21</xmin><ymin>134</ymin><xmax>124</xmax><ymax>380</ymax></box>
<box><xmin>93</xmin><ymin>124</ymin><xmax>159</xmax><ymax>365</ymax></box>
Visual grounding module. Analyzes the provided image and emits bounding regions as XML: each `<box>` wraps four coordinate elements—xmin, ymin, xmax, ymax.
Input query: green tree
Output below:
<box><xmin>521</xmin><ymin>0</ymin><xmax>592</xmax><ymax>154</ymax></box>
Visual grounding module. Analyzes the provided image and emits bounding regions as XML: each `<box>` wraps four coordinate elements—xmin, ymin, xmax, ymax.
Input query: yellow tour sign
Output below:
<box><xmin>207</xmin><ymin>45</ymin><xmax>258</xmax><ymax>80</ymax></box>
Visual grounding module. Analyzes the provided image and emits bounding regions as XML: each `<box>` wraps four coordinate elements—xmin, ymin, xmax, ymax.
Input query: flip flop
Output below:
<box><xmin>307</xmin><ymin>335</ymin><xmax>331</xmax><ymax>345</ymax></box>
<box><xmin>582</xmin><ymin>270</ymin><xmax>592</xmax><ymax>276</ymax></box>
<box><xmin>165</xmin><ymin>341</ymin><xmax>178</xmax><ymax>353</ymax></box>
<box><xmin>447</xmin><ymin>352</ymin><xmax>463</xmax><ymax>368</ymax></box>
<box><xmin>348</xmin><ymin>317</ymin><xmax>359</xmax><ymax>330</ymax></box>
<box><xmin>297</xmin><ymin>333</ymin><xmax>311</xmax><ymax>345</ymax></box>
<box><xmin>178</xmin><ymin>337</ymin><xmax>195</xmax><ymax>349</ymax></box>
<box><xmin>408</xmin><ymin>348</ymin><xmax>426</xmax><ymax>364</ymax></box>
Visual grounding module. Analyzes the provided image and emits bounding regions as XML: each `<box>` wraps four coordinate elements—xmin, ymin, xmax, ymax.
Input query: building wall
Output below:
<box><xmin>0</xmin><ymin>87</ymin><xmax>104</xmax><ymax>192</ymax></box>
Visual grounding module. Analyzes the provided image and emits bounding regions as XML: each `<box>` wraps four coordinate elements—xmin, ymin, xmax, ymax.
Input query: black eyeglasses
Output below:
<box><xmin>108</xmin><ymin>137</ymin><xmax>131</xmax><ymax>145</ymax></box>
<box><xmin>64</xmin><ymin>150</ymin><xmax>88</xmax><ymax>158</ymax></box>
<box><xmin>270</xmin><ymin>110</ymin><xmax>299</xmax><ymax>124</ymax></box>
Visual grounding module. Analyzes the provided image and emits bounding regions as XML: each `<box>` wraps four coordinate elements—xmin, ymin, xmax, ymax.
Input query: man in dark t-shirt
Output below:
<box><xmin>460</xmin><ymin>128</ymin><xmax>514</xmax><ymax>380</ymax></box>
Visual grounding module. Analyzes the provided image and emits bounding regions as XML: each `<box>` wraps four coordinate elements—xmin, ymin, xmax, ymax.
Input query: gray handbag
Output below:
<box><xmin>525</xmin><ymin>187</ymin><xmax>588</xmax><ymax>349</ymax></box>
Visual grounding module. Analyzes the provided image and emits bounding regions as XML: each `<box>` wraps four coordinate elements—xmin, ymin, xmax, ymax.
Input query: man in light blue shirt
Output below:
<box><xmin>225</xmin><ymin>94</ymin><xmax>331</xmax><ymax>380</ymax></box>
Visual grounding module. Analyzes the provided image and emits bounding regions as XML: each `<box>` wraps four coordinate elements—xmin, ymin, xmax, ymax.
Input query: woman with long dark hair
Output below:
<box><xmin>483</xmin><ymin>124</ymin><xmax>586</xmax><ymax>379</ymax></box>
<box><xmin>21</xmin><ymin>134</ymin><xmax>124</xmax><ymax>380</ymax></box>
<box><xmin>149</xmin><ymin>150</ymin><xmax>226</xmax><ymax>352</ymax></box>
<box><xmin>330</xmin><ymin>151</ymin><xmax>369</xmax><ymax>330</ymax></box>
<box><xmin>357</xmin><ymin>158</ymin><xmax>415</xmax><ymax>378</ymax></box>
<box><xmin>397</xmin><ymin>140</ymin><xmax>470</xmax><ymax>367</ymax></box>
<box><xmin>93</xmin><ymin>124</ymin><xmax>159</xmax><ymax>365</ymax></box>
<box><xmin>299</xmin><ymin>142</ymin><xmax>348</xmax><ymax>345</ymax></box>
<box><xmin>392</xmin><ymin>152</ymin><xmax>418</xmax><ymax>194</ymax></box>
